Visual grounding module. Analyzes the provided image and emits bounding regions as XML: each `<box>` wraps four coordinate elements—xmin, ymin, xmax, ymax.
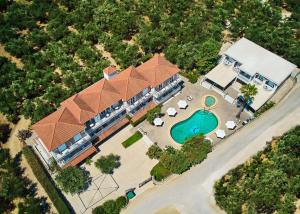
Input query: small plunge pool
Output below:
<box><xmin>204</xmin><ymin>96</ymin><xmax>216</xmax><ymax>107</ymax></box>
<box><xmin>170</xmin><ymin>110</ymin><xmax>218</xmax><ymax>144</ymax></box>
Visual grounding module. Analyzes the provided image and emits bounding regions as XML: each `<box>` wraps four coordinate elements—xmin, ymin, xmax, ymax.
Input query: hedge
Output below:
<box><xmin>22</xmin><ymin>146</ymin><xmax>72</xmax><ymax>214</ymax></box>
<box><xmin>254</xmin><ymin>101</ymin><xmax>275</xmax><ymax>118</ymax></box>
<box><xmin>127</xmin><ymin>114</ymin><xmax>147</xmax><ymax>127</ymax></box>
<box><xmin>150</xmin><ymin>162</ymin><xmax>171</xmax><ymax>181</ymax></box>
<box><xmin>122</xmin><ymin>131</ymin><xmax>142</xmax><ymax>148</ymax></box>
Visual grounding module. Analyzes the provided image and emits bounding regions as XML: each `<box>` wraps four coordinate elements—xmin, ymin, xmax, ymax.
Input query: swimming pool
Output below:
<box><xmin>205</xmin><ymin>96</ymin><xmax>216</xmax><ymax>107</ymax></box>
<box><xmin>170</xmin><ymin>110</ymin><xmax>218</xmax><ymax>144</ymax></box>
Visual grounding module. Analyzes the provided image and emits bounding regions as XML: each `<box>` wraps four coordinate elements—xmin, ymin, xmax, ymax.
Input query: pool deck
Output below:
<box><xmin>135</xmin><ymin>76</ymin><xmax>249</xmax><ymax>149</ymax></box>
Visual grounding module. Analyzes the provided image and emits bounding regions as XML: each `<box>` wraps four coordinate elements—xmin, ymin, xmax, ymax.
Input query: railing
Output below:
<box><xmin>52</xmin><ymin>134</ymin><xmax>91</xmax><ymax>161</ymax></box>
<box><xmin>154</xmin><ymin>85</ymin><xmax>181</xmax><ymax>104</ymax></box>
<box><xmin>88</xmin><ymin>105</ymin><xmax>126</xmax><ymax>132</ymax></box>
<box><xmin>237</xmin><ymin>73</ymin><xmax>252</xmax><ymax>84</ymax></box>
<box><xmin>88</xmin><ymin>110</ymin><xmax>127</xmax><ymax>138</ymax></box>
<box><xmin>153</xmin><ymin>78</ymin><xmax>181</xmax><ymax>98</ymax></box>
<box><xmin>54</xmin><ymin>141</ymin><xmax>93</xmax><ymax>166</ymax></box>
<box><xmin>126</xmin><ymin>93</ymin><xmax>153</xmax><ymax>112</ymax></box>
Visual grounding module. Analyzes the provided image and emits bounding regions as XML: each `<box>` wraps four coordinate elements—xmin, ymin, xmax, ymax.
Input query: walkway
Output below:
<box><xmin>124</xmin><ymin>83</ymin><xmax>300</xmax><ymax>214</ymax></box>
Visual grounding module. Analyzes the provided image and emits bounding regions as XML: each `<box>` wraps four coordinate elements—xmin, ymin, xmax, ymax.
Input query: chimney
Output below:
<box><xmin>103</xmin><ymin>65</ymin><xmax>117</xmax><ymax>80</ymax></box>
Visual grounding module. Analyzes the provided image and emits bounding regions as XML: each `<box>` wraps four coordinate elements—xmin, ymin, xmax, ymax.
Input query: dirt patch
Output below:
<box><xmin>154</xmin><ymin>205</ymin><xmax>181</xmax><ymax>214</ymax></box>
<box><xmin>2</xmin><ymin>116</ymin><xmax>57</xmax><ymax>213</ymax></box>
<box><xmin>0</xmin><ymin>43</ymin><xmax>24</xmax><ymax>69</ymax></box>
<box><xmin>95</xmin><ymin>44</ymin><xmax>119</xmax><ymax>69</ymax></box>
<box><xmin>68</xmin><ymin>25</ymin><xmax>79</xmax><ymax>34</ymax></box>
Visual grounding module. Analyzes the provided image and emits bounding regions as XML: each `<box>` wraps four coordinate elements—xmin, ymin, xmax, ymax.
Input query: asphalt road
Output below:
<box><xmin>125</xmin><ymin>84</ymin><xmax>300</xmax><ymax>214</ymax></box>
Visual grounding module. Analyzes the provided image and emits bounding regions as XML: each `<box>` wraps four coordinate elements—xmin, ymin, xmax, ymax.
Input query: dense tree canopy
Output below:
<box><xmin>55</xmin><ymin>166</ymin><xmax>89</xmax><ymax>194</ymax></box>
<box><xmin>0</xmin><ymin>0</ymin><xmax>298</xmax><ymax>123</ymax></box>
<box><xmin>214</xmin><ymin>126</ymin><xmax>300</xmax><ymax>214</ymax></box>
<box><xmin>0</xmin><ymin>149</ymin><xmax>48</xmax><ymax>213</ymax></box>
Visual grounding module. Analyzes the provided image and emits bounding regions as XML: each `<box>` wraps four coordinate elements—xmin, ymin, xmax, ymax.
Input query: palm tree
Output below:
<box><xmin>236</xmin><ymin>84</ymin><xmax>258</xmax><ymax>118</ymax></box>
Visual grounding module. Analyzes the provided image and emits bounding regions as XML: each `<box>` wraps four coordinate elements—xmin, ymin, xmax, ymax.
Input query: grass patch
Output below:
<box><xmin>150</xmin><ymin>162</ymin><xmax>171</xmax><ymax>181</ymax></box>
<box><xmin>22</xmin><ymin>146</ymin><xmax>72</xmax><ymax>214</ymax></box>
<box><xmin>122</xmin><ymin>131</ymin><xmax>142</xmax><ymax>148</ymax></box>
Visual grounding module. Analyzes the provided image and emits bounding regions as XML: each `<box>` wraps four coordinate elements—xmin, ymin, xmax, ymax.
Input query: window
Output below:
<box><xmin>239</xmin><ymin>70</ymin><xmax>252</xmax><ymax>80</ymax></box>
<box><xmin>58</xmin><ymin>144</ymin><xmax>67</xmax><ymax>153</ymax></box>
<box><xmin>266</xmin><ymin>80</ymin><xmax>276</xmax><ymax>88</ymax></box>
<box><xmin>94</xmin><ymin>114</ymin><xmax>101</xmax><ymax>122</ymax></box>
<box><xmin>73</xmin><ymin>133</ymin><xmax>82</xmax><ymax>142</ymax></box>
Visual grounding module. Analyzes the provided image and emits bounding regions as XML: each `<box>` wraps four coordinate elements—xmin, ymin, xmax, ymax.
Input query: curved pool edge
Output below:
<box><xmin>201</xmin><ymin>94</ymin><xmax>218</xmax><ymax>109</ymax></box>
<box><xmin>170</xmin><ymin>109</ymin><xmax>220</xmax><ymax>144</ymax></box>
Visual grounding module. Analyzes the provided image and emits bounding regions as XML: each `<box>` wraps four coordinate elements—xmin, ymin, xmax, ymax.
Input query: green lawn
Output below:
<box><xmin>122</xmin><ymin>132</ymin><xmax>142</xmax><ymax>148</ymax></box>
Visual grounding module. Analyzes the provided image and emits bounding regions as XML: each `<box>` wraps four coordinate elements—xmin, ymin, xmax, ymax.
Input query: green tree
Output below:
<box><xmin>236</xmin><ymin>84</ymin><xmax>258</xmax><ymax>118</ymax></box>
<box><xmin>94</xmin><ymin>154</ymin><xmax>120</xmax><ymax>174</ymax></box>
<box><xmin>55</xmin><ymin>166</ymin><xmax>89</xmax><ymax>194</ymax></box>
<box><xmin>0</xmin><ymin>123</ymin><xmax>11</xmax><ymax>144</ymax></box>
<box><xmin>146</xmin><ymin>143</ymin><xmax>163</xmax><ymax>159</ymax></box>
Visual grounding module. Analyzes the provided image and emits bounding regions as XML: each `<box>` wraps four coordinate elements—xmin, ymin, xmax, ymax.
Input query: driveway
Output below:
<box><xmin>124</xmin><ymin>84</ymin><xmax>300</xmax><ymax>214</ymax></box>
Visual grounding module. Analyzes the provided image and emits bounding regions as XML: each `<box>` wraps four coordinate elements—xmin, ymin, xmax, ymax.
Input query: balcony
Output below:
<box><xmin>153</xmin><ymin>78</ymin><xmax>182</xmax><ymax>102</ymax></box>
<box><xmin>52</xmin><ymin>139</ymin><xmax>93</xmax><ymax>167</ymax></box>
<box><xmin>237</xmin><ymin>73</ymin><xmax>252</xmax><ymax>84</ymax></box>
<box><xmin>86</xmin><ymin>104</ymin><xmax>126</xmax><ymax>132</ymax></box>
<box><xmin>126</xmin><ymin>93</ymin><xmax>153</xmax><ymax>113</ymax></box>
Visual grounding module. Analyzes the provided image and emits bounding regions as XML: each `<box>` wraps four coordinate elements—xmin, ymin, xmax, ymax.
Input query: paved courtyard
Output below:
<box><xmin>66</xmin><ymin>125</ymin><xmax>158</xmax><ymax>213</ymax></box>
<box><xmin>136</xmin><ymin>77</ymin><xmax>249</xmax><ymax>149</ymax></box>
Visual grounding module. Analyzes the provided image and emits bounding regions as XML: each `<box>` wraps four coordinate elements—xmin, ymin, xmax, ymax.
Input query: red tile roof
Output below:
<box><xmin>103</xmin><ymin>65</ymin><xmax>117</xmax><ymax>75</ymax></box>
<box><xmin>32</xmin><ymin>107</ymin><xmax>85</xmax><ymax>151</ymax></box>
<box><xmin>63</xmin><ymin>146</ymin><xmax>97</xmax><ymax>168</ymax></box>
<box><xmin>137</xmin><ymin>54</ymin><xmax>180</xmax><ymax>87</ymax></box>
<box><xmin>111</xmin><ymin>66</ymin><xmax>150</xmax><ymax>100</ymax></box>
<box><xmin>33</xmin><ymin>54</ymin><xmax>180</xmax><ymax>152</ymax></box>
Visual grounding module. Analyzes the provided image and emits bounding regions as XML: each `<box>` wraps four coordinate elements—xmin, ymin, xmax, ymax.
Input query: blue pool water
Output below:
<box><xmin>170</xmin><ymin>110</ymin><xmax>218</xmax><ymax>144</ymax></box>
<box><xmin>205</xmin><ymin>96</ymin><xmax>216</xmax><ymax>107</ymax></box>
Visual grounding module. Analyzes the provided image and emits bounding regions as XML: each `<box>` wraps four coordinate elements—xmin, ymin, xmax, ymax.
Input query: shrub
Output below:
<box><xmin>160</xmin><ymin>150</ymin><xmax>190</xmax><ymax>174</ymax></box>
<box><xmin>146</xmin><ymin>105</ymin><xmax>163</xmax><ymax>125</ymax></box>
<box><xmin>150</xmin><ymin>162</ymin><xmax>171</xmax><ymax>181</ymax></box>
<box><xmin>146</xmin><ymin>143</ymin><xmax>163</xmax><ymax>159</ymax></box>
<box><xmin>17</xmin><ymin>129</ymin><xmax>32</xmax><ymax>143</ymax></box>
<box><xmin>182</xmin><ymin>135</ymin><xmax>212</xmax><ymax>165</ymax></box>
<box><xmin>149</xmin><ymin>135</ymin><xmax>212</xmax><ymax>178</ymax></box>
<box><xmin>115</xmin><ymin>196</ymin><xmax>128</xmax><ymax>209</ymax></box>
<box><xmin>0</xmin><ymin>123</ymin><xmax>11</xmax><ymax>143</ymax></box>
<box><xmin>122</xmin><ymin>131</ymin><xmax>142</xmax><ymax>148</ymax></box>
<box><xmin>22</xmin><ymin>146</ymin><xmax>71</xmax><ymax>214</ymax></box>
<box><xmin>95</xmin><ymin>154</ymin><xmax>120</xmax><ymax>174</ymax></box>
<box><xmin>254</xmin><ymin>101</ymin><xmax>275</xmax><ymax>118</ymax></box>
<box><xmin>180</xmin><ymin>70</ymin><xmax>198</xmax><ymax>83</ymax></box>
<box><xmin>126</xmin><ymin>114</ymin><xmax>146</xmax><ymax>127</ymax></box>
<box><xmin>92</xmin><ymin>196</ymin><xmax>128</xmax><ymax>214</ymax></box>
<box><xmin>55</xmin><ymin>166</ymin><xmax>89</xmax><ymax>195</ymax></box>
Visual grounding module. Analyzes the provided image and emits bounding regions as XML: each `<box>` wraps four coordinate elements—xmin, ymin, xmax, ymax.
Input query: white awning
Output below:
<box><xmin>177</xmin><ymin>100</ymin><xmax>188</xmax><ymax>109</ymax></box>
<box><xmin>205</xmin><ymin>63</ymin><xmax>236</xmax><ymax>89</ymax></box>
<box><xmin>215</xmin><ymin>129</ymin><xmax>226</xmax><ymax>138</ymax></box>
<box><xmin>167</xmin><ymin>107</ymin><xmax>177</xmax><ymax>116</ymax></box>
<box><xmin>225</xmin><ymin>121</ymin><xmax>236</xmax><ymax>129</ymax></box>
<box><xmin>153</xmin><ymin>118</ymin><xmax>164</xmax><ymax>126</ymax></box>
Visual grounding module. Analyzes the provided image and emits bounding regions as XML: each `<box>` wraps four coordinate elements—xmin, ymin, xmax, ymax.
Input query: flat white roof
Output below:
<box><xmin>225</xmin><ymin>38</ymin><xmax>297</xmax><ymax>85</ymax></box>
<box><xmin>250</xmin><ymin>85</ymin><xmax>274</xmax><ymax>111</ymax></box>
<box><xmin>205</xmin><ymin>63</ymin><xmax>236</xmax><ymax>88</ymax></box>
